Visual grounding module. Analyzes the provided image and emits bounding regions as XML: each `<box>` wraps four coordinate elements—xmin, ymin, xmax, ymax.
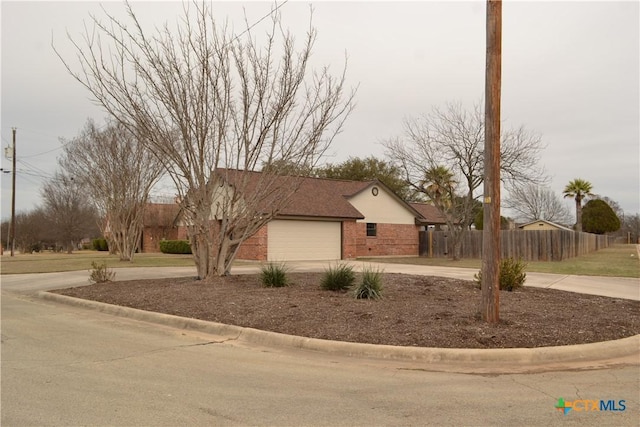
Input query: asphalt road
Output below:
<box><xmin>1</xmin><ymin>265</ymin><xmax>639</xmax><ymax>426</ymax></box>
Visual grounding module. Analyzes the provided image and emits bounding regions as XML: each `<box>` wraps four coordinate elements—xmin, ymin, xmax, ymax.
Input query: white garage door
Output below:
<box><xmin>268</xmin><ymin>220</ymin><xmax>341</xmax><ymax>261</ymax></box>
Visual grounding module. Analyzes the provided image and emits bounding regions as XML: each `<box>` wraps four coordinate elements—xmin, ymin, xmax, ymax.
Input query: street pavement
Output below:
<box><xmin>1</xmin><ymin>261</ymin><xmax>639</xmax><ymax>426</ymax></box>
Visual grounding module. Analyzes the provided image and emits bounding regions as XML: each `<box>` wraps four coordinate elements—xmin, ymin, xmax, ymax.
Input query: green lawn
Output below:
<box><xmin>2</xmin><ymin>244</ymin><xmax>638</xmax><ymax>278</ymax></box>
<box><xmin>0</xmin><ymin>251</ymin><xmax>196</xmax><ymax>275</ymax></box>
<box><xmin>362</xmin><ymin>244</ymin><xmax>640</xmax><ymax>278</ymax></box>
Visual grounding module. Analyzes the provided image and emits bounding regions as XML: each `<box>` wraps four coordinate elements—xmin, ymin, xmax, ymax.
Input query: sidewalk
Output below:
<box><xmin>4</xmin><ymin>260</ymin><xmax>636</xmax><ymax>300</ymax></box>
<box><xmin>247</xmin><ymin>260</ymin><xmax>640</xmax><ymax>301</ymax></box>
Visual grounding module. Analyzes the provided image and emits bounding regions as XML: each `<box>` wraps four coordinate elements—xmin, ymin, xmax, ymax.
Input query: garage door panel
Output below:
<box><xmin>268</xmin><ymin>220</ymin><xmax>341</xmax><ymax>261</ymax></box>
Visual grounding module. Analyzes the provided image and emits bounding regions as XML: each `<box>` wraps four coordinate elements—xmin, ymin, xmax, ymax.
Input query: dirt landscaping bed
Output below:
<box><xmin>52</xmin><ymin>273</ymin><xmax>640</xmax><ymax>349</ymax></box>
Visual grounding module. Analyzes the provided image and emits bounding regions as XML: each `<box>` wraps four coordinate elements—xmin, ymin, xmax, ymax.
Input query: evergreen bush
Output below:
<box><xmin>92</xmin><ymin>238</ymin><xmax>109</xmax><ymax>251</ymax></box>
<box><xmin>474</xmin><ymin>257</ymin><xmax>527</xmax><ymax>292</ymax></box>
<box><xmin>159</xmin><ymin>240</ymin><xmax>192</xmax><ymax>254</ymax></box>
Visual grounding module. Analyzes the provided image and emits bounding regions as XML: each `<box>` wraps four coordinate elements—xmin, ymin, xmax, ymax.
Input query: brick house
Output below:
<box><xmin>219</xmin><ymin>172</ymin><xmax>432</xmax><ymax>261</ymax></box>
<box><xmin>145</xmin><ymin>172</ymin><xmax>438</xmax><ymax>261</ymax></box>
<box><xmin>140</xmin><ymin>203</ymin><xmax>185</xmax><ymax>253</ymax></box>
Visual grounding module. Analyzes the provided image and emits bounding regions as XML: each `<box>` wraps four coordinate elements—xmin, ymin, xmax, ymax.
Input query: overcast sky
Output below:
<box><xmin>1</xmin><ymin>1</ymin><xmax>639</xmax><ymax>223</ymax></box>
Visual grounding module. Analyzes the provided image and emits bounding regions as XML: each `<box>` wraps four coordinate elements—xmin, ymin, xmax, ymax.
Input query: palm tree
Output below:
<box><xmin>563</xmin><ymin>178</ymin><xmax>594</xmax><ymax>231</ymax></box>
<box><xmin>421</xmin><ymin>165</ymin><xmax>456</xmax><ymax>208</ymax></box>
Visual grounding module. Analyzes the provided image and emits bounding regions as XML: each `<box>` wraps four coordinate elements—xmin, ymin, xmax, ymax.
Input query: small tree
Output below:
<box><xmin>563</xmin><ymin>178</ymin><xmax>594</xmax><ymax>231</ymax></box>
<box><xmin>582</xmin><ymin>199</ymin><xmax>621</xmax><ymax>234</ymax></box>
<box><xmin>418</xmin><ymin>165</ymin><xmax>472</xmax><ymax>260</ymax></box>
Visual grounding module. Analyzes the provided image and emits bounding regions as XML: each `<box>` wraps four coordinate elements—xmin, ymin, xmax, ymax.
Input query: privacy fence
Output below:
<box><xmin>419</xmin><ymin>229</ymin><xmax>614</xmax><ymax>261</ymax></box>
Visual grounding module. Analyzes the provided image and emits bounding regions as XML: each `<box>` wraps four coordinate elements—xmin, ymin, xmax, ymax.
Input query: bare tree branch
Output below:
<box><xmin>55</xmin><ymin>2</ymin><xmax>355</xmax><ymax>278</ymax></box>
<box><xmin>504</xmin><ymin>183</ymin><xmax>573</xmax><ymax>224</ymax></box>
<box><xmin>60</xmin><ymin>119</ymin><xmax>164</xmax><ymax>261</ymax></box>
<box><xmin>383</xmin><ymin>99</ymin><xmax>547</xmax><ymax>259</ymax></box>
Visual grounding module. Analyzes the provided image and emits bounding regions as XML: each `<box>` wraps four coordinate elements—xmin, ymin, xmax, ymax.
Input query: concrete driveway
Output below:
<box><xmin>1</xmin><ymin>263</ymin><xmax>639</xmax><ymax>426</ymax></box>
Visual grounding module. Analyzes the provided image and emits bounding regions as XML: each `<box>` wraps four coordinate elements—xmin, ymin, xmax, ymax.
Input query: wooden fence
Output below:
<box><xmin>419</xmin><ymin>229</ymin><xmax>614</xmax><ymax>261</ymax></box>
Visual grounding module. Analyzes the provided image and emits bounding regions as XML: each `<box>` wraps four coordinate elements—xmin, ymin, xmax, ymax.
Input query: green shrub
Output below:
<box><xmin>92</xmin><ymin>238</ymin><xmax>109</xmax><ymax>251</ymax></box>
<box><xmin>474</xmin><ymin>257</ymin><xmax>527</xmax><ymax>292</ymax></box>
<box><xmin>321</xmin><ymin>263</ymin><xmax>356</xmax><ymax>291</ymax></box>
<box><xmin>354</xmin><ymin>266</ymin><xmax>384</xmax><ymax>299</ymax></box>
<box><xmin>89</xmin><ymin>261</ymin><xmax>115</xmax><ymax>284</ymax></box>
<box><xmin>261</xmin><ymin>262</ymin><xmax>289</xmax><ymax>288</ymax></box>
<box><xmin>159</xmin><ymin>240</ymin><xmax>192</xmax><ymax>254</ymax></box>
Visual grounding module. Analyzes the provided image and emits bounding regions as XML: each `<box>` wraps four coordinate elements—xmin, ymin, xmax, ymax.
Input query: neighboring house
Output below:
<box><xmin>518</xmin><ymin>219</ymin><xmax>573</xmax><ymax>232</ymax></box>
<box><xmin>140</xmin><ymin>203</ymin><xmax>184</xmax><ymax>253</ymax></box>
<box><xmin>146</xmin><ymin>171</ymin><xmax>438</xmax><ymax>261</ymax></box>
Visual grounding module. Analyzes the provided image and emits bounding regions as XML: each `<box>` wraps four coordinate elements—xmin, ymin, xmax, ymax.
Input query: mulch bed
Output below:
<box><xmin>52</xmin><ymin>273</ymin><xmax>640</xmax><ymax>349</ymax></box>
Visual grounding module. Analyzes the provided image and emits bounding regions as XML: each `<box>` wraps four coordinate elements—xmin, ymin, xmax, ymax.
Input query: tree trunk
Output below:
<box><xmin>189</xmin><ymin>220</ymin><xmax>217</xmax><ymax>280</ymax></box>
<box><xmin>575</xmin><ymin>199</ymin><xmax>583</xmax><ymax>232</ymax></box>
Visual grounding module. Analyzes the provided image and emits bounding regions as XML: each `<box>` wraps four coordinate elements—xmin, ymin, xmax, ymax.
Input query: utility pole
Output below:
<box><xmin>8</xmin><ymin>128</ymin><xmax>17</xmax><ymax>256</ymax></box>
<box><xmin>481</xmin><ymin>0</ymin><xmax>502</xmax><ymax>323</ymax></box>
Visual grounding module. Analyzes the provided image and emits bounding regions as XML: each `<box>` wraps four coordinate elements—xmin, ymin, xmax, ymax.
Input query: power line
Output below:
<box><xmin>230</xmin><ymin>0</ymin><xmax>290</xmax><ymax>45</ymax></box>
<box><xmin>20</xmin><ymin>146</ymin><xmax>64</xmax><ymax>159</ymax></box>
<box><xmin>17</xmin><ymin>159</ymin><xmax>54</xmax><ymax>179</ymax></box>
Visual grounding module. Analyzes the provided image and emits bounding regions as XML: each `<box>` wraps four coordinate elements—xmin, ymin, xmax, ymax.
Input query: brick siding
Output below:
<box><xmin>141</xmin><ymin>226</ymin><xmax>179</xmax><ymax>253</ymax></box>
<box><xmin>341</xmin><ymin>220</ymin><xmax>359</xmax><ymax>259</ymax></box>
<box><xmin>356</xmin><ymin>223</ymin><xmax>419</xmax><ymax>257</ymax></box>
<box><xmin>235</xmin><ymin>226</ymin><xmax>268</xmax><ymax>261</ymax></box>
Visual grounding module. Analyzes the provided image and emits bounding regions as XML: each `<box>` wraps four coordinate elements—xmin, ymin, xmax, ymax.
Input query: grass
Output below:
<box><xmin>362</xmin><ymin>244</ymin><xmax>640</xmax><ymax>279</ymax></box>
<box><xmin>2</xmin><ymin>244</ymin><xmax>638</xmax><ymax>278</ymax></box>
<box><xmin>0</xmin><ymin>251</ymin><xmax>196</xmax><ymax>274</ymax></box>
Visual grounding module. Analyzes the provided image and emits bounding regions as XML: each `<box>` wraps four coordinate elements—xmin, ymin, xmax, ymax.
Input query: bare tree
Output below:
<box><xmin>619</xmin><ymin>212</ymin><xmax>640</xmax><ymax>244</ymax></box>
<box><xmin>56</xmin><ymin>2</ymin><xmax>355</xmax><ymax>279</ymax></box>
<box><xmin>60</xmin><ymin>119</ymin><xmax>164</xmax><ymax>261</ymax></box>
<box><xmin>505</xmin><ymin>183</ymin><xmax>573</xmax><ymax>225</ymax></box>
<box><xmin>1</xmin><ymin>208</ymin><xmax>52</xmax><ymax>253</ymax></box>
<box><xmin>41</xmin><ymin>173</ymin><xmax>100</xmax><ymax>253</ymax></box>
<box><xmin>384</xmin><ymin>100</ymin><xmax>546</xmax><ymax>259</ymax></box>
<box><xmin>13</xmin><ymin>208</ymin><xmax>51</xmax><ymax>253</ymax></box>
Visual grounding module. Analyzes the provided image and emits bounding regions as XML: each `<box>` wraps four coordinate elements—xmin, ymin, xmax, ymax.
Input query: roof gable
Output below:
<box><xmin>143</xmin><ymin>203</ymin><xmax>180</xmax><ymax>227</ymax></box>
<box><xmin>410</xmin><ymin>203</ymin><xmax>447</xmax><ymax>224</ymax></box>
<box><xmin>518</xmin><ymin>219</ymin><xmax>573</xmax><ymax>231</ymax></box>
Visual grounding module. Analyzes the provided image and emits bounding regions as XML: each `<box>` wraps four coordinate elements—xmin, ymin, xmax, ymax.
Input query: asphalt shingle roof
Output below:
<box><xmin>218</xmin><ymin>169</ymin><xmax>369</xmax><ymax>219</ymax></box>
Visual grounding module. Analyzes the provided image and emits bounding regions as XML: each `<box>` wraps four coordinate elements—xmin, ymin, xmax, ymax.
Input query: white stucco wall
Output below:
<box><xmin>348</xmin><ymin>185</ymin><xmax>416</xmax><ymax>225</ymax></box>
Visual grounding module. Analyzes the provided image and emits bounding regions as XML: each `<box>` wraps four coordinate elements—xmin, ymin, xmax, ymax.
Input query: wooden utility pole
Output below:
<box><xmin>9</xmin><ymin>127</ymin><xmax>17</xmax><ymax>257</ymax></box>
<box><xmin>481</xmin><ymin>0</ymin><xmax>502</xmax><ymax>323</ymax></box>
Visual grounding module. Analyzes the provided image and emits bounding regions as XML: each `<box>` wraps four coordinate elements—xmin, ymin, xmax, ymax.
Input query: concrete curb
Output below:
<box><xmin>38</xmin><ymin>291</ymin><xmax>640</xmax><ymax>373</ymax></box>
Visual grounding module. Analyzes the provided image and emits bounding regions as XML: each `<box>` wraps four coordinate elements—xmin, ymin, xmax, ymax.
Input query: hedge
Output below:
<box><xmin>159</xmin><ymin>240</ymin><xmax>192</xmax><ymax>254</ymax></box>
<box><xmin>92</xmin><ymin>238</ymin><xmax>109</xmax><ymax>252</ymax></box>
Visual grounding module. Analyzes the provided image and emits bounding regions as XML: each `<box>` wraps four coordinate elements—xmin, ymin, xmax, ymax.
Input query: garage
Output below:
<box><xmin>267</xmin><ymin>220</ymin><xmax>341</xmax><ymax>261</ymax></box>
